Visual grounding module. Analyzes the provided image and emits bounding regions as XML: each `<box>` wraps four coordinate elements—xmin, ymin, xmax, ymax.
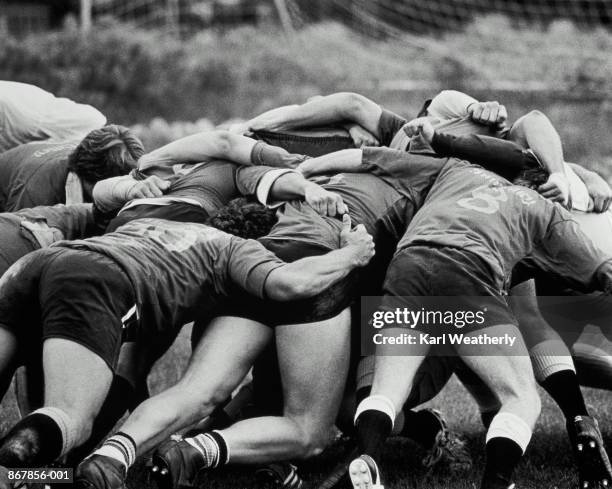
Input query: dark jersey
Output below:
<box><xmin>0</xmin><ymin>141</ymin><xmax>76</xmax><ymax>212</ymax></box>
<box><xmin>55</xmin><ymin>218</ymin><xmax>285</xmax><ymax>337</ymax></box>
<box><xmin>0</xmin><ymin>203</ymin><xmax>96</xmax><ymax>277</ymax></box>
<box><xmin>131</xmin><ymin>160</ymin><xmax>239</xmax><ymax>216</ymax></box>
<box><xmin>399</xmin><ymin>160</ymin><xmax>612</xmax><ymax>292</ymax></box>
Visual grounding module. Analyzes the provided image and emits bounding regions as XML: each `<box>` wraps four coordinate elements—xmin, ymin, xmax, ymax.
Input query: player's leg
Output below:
<box><xmin>456</xmin><ymin>324</ymin><xmax>540</xmax><ymax>489</ymax></box>
<box><xmin>77</xmin><ymin>316</ymin><xmax>271</xmax><ymax>489</ymax></box>
<box><xmin>0</xmin><ymin>249</ymin><xmax>132</xmax><ymax>470</ymax></box>
<box><xmin>151</xmin><ymin>308</ymin><xmax>352</xmax><ymax>489</ymax></box>
<box><xmin>212</xmin><ymin>308</ymin><xmax>352</xmax><ymax>463</ymax></box>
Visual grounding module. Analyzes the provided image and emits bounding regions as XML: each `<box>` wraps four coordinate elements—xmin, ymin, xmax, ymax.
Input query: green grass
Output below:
<box><xmin>1</xmin><ymin>327</ymin><xmax>609</xmax><ymax>489</ymax></box>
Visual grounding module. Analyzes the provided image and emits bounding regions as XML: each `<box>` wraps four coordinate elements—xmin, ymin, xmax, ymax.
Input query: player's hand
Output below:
<box><xmin>127</xmin><ymin>175</ymin><xmax>171</xmax><ymax>200</ymax></box>
<box><xmin>340</xmin><ymin>214</ymin><xmax>375</xmax><ymax>266</ymax></box>
<box><xmin>347</xmin><ymin>124</ymin><xmax>379</xmax><ymax>148</ymax></box>
<box><xmin>467</xmin><ymin>101</ymin><xmax>508</xmax><ymax>129</ymax></box>
<box><xmin>538</xmin><ymin>172</ymin><xmax>570</xmax><ymax>206</ymax></box>
<box><xmin>404</xmin><ymin>117</ymin><xmax>435</xmax><ymax>144</ymax></box>
<box><xmin>304</xmin><ymin>183</ymin><xmax>348</xmax><ymax>217</ymax></box>
<box><xmin>584</xmin><ymin>171</ymin><xmax>612</xmax><ymax>213</ymax></box>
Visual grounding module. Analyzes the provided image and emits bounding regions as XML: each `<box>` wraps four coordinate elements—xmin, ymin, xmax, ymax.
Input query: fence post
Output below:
<box><xmin>80</xmin><ymin>0</ymin><xmax>92</xmax><ymax>32</ymax></box>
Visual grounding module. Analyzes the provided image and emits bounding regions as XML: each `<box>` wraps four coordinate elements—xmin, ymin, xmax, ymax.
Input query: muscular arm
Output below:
<box><xmin>265</xmin><ymin>247</ymin><xmax>361</xmax><ymax>300</ymax></box>
<box><xmin>265</xmin><ymin>216</ymin><xmax>373</xmax><ymax>300</ymax></box>
<box><xmin>247</xmin><ymin>92</ymin><xmax>383</xmax><ymax>137</ymax></box>
<box><xmin>138</xmin><ymin>130</ymin><xmax>257</xmax><ymax>171</ymax></box>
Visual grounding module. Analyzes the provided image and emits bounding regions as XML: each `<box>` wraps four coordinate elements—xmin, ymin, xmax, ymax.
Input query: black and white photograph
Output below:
<box><xmin>0</xmin><ymin>1</ymin><xmax>611</xmax><ymax>488</ymax></box>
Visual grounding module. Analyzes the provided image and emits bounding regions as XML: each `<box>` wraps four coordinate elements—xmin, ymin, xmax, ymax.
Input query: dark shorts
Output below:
<box><xmin>193</xmin><ymin>239</ymin><xmax>357</xmax><ymax>333</ymax></box>
<box><xmin>107</xmin><ymin>203</ymin><xmax>210</xmax><ymax>233</ymax></box>
<box><xmin>381</xmin><ymin>245</ymin><xmax>515</xmax><ymax>332</ymax></box>
<box><xmin>0</xmin><ymin>247</ymin><xmax>137</xmax><ymax>371</ymax></box>
<box><xmin>0</xmin><ymin>217</ymin><xmax>38</xmax><ymax>277</ymax></box>
<box><xmin>251</xmin><ymin>127</ymin><xmax>355</xmax><ymax>157</ymax></box>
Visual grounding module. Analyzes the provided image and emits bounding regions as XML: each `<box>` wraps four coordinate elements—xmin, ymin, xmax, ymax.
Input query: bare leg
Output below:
<box><xmin>119</xmin><ymin>317</ymin><xmax>271</xmax><ymax>455</ymax></box>
<box><xmin>42</xmin><ymin>339</ymin><xmax>114</xmax><ymax>446</ymax></box>
<box><xmin>219</xmin><ymin>308</ymin><xmax>352</xmax><ymax>463</ymax></box>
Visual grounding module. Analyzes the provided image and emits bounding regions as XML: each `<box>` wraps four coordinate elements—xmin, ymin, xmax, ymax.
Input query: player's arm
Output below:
<box><xmin>265</xmin><ymin>214</ymin><xmax>374</xmax><ymax>300</ymax></box>
<box><xmin>246</xmin><ymin>92</ymin><xmax>383</xmax><ymax>138</ymax></box>
<box><xmin>406</xmin><ymin>118</ymin><xmax>536</xmax><ymax>174</ymax></box>
<box><xmin>427</xmin><ymin>90</ymin><xmax>508</xmax><ymax>128</ymax></box>
<box><xmin>566</xmin><ymin>163</ymin><xmax>612</xmax><ymax>213</ymax></box>
<box><xmin>528</xmin><ymin>205</ymin><xmax>612</xmax><ymax>292</ymax></box>
<box><xmin>92</xmin><ymin>174</ymin><xmax>170</xmax><ymax>213</ymax></box>
<box><xmin>137</xmin><ymin>130</ymin><xmax>257</xmax><ymax>171</ymax></box>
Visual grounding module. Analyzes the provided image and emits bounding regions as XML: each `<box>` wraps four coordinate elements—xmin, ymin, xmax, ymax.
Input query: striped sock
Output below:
<box><xmin>92</xmin><ymin>432</ymin><xmax>137</xmax><ymax>470</ymax></box>
<box><xmin>185</xmin><ymin>431</ymin><xmax>229</xmax><ymax>469</ymax></box>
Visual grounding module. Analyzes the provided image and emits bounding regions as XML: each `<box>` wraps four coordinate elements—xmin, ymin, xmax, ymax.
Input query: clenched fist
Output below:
<box><xmin>467</xmin><ymin>101</ymin><xmax>508</xmax><ymax>129</ymax></box>
<box><xmin>340</xmin><ymin>214</ymin><xmax>375</xmax><ymax>267</ymax></box>
<box><xmin>127</xmin><ymin>175</ymin><xmax>171</xmax><ymax>200</ymax></box>
<box><xmin>404</xmin><ymin>117</ymin><xmax>435</xmax><ymax>144</ymax></box>
<box><xmin>305</xmin><ymin>183</ymin><xmax>348</xmax><ymax>217</ymax></box>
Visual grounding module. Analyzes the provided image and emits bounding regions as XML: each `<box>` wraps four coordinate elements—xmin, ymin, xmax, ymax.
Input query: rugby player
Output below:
<box><xmin>0</xmin><ymin>125</ymin><xmax>143</xmax><ymax>212</ymax></box>
<box><xmin>144</xmin><ymin>125</ymin><xmax>550</xmax><ymax>489</ymax></box>
<box><xmin>0</xmin><ymin>212</ymin><xmax>374</xmax><ymax>488</ymax></box>
<box><xmin>0</xmin><ymin>81</ymin><xmax>106</xmax><ymax>153</ymax></box>
<box><xmin>92</xmin><ymin>129</ymin><xmax>308</xmax><ymax>230</ymax></box>
<box><xmin>255</xmin><ymin>88</ymin><xmax>612</xmax><ymax>484</ymax></box>
<box><xmin>347</xmin><ymin>120</ymin><xmax>612</xmax><ymax>489</ymax></box>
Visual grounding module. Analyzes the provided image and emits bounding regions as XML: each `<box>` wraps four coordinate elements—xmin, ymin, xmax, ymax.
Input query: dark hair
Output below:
<box><xmin>512</xmin><ymin>158</ymin><xmax>550</xmax><ymax>190</ymax></box>
<box><xmin>68</xmin><ymin>124</ymin><xmax>145</xmax><ymax>183</ymax></box>
<box><xmin>512</xmin><ymin>151</ymin><xmax>550</xmax><ymax>190</ymax></box>
<box><xmin>207</xmin><ymin>198</ymin><xmax>278</xmax><ymax>239</ymax></box>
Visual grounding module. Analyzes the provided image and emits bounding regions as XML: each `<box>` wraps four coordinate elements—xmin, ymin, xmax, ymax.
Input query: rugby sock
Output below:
<box><xmin>482</xmin><ymin>412</ymin><xmax>532</xmax><ymax>489</ymax></box>
<box><xmin>92</xmin><ymin>432</ymin><xmax>137</xmax><ymax>471</ymax></box>
<box><xmin>530</xmin><ymin>341</ymin><xmax>588</xmax><ymax>419</ymax></box>
<box><xmin>0</xmin><ymin>407</ymin><xmax>74</xmax><ymax>466</ymax></box>
<box><xmin>354</xmin><ymin>396</ymin><xmax>395</xmax><ymax>459</ymax></box>
<box><xmin>185</xmin><ymin>431</ymin><xmax>230</xmax><ymax>468</ymax></box>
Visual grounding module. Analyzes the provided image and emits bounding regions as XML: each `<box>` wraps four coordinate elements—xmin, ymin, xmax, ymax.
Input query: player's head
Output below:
<box><xmin>68</xmin><ymin>124</ymin><xmax>144</xmax><ymax>186</ymax></box>
<box><xmin>208</xmin><ymin>198</ymin><xmax>278</xmax><ymax>239</ymax></box>
<box><xmin>511</xmin><ymin>160</ymin><xmax>549</xmax><ymax>191</ymax></box>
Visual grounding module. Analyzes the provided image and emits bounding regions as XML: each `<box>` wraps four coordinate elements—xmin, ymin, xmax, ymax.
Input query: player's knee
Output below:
<box><xmin>288</xmin><ymin>417</ymin><xmax>335</xmax><ymax>459</ymax></box>
<box><xmin>294</xmin><ymin>428</ymin><xmax>334</xmax><ymax>460</ymax></box>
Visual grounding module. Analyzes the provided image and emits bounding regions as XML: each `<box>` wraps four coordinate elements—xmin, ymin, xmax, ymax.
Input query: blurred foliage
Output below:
<box><xmin>2</xmin><ymin>17</ymin><xmax>610</xmax><ymax>125</ymax></box>
<box><xmin>1</xmin><ymin>16</ymin><xmax>611</xmax><ymax>175</ymax></box>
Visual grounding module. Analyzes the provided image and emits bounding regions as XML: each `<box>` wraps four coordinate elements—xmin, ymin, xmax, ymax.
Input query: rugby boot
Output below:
<box><xmin>348</xmin><ymin>455</ymin><xmax>383</xmax><ymax>489</ymax></box>
<box><xmin>151</xmin><ymin>438</ymin><xmax>206</xmax><ymax>489</ymax></box>
<box><xmin>569</xmin><ymin>415</ymin><xmax>612</xmax><ymax>488</ymax></box>
<box><xmin>74</xmin><ymin>455</ymin><xmax>127</xmax><ymax>489</ymax></box>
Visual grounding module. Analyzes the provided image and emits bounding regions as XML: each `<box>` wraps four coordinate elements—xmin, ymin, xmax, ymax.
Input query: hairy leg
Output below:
<box><xmin>118</xmin><ymin>317</ymin><xmax>271</xmax><ymax>456</ymax></box>
<box><xmin>219</xmin><ymin>308</ymin><xmax>352</xmax><ymax>463</ymax></box>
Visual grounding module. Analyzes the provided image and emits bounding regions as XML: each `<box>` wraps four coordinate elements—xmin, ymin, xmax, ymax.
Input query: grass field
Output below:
<box><xmin>1</xmin><ymin>326</ymin><xmax>610</xmax><ymax>489</ymax></box>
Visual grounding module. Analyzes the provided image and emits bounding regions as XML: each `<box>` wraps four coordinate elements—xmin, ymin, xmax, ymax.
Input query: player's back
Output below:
<box><xmin>0</xmin><ymin>141</ymin><xmax>76</xmax><ymax>212</ymax></box>
<box><xmin>399</xmin><ymin>159</ymin><xmax>553</xmax><ymax>280</ymax></box>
